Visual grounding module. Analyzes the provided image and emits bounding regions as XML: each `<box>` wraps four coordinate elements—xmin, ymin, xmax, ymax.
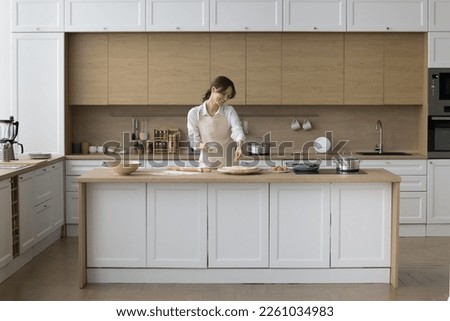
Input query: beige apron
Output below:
<box><xmin>198</xmin><ymin>112</ymin><xmax>234</xmax><ymax>168</ymax></box>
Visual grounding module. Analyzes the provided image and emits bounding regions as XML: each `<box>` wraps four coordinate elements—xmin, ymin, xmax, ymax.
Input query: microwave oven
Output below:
<box><xmin>429</xmin><ymin>68</ymin><xmax>450</xmax><ymax>115</ymax></box>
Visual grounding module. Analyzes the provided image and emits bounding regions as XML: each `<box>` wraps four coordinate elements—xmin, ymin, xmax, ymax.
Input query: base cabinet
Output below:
<box><xmin>361</xmin><ymin>160</ymin><xmax>427</xmax><ymax>236</ymax></box>
<box><xmin>83</xmin><ymin>180</ymin><xmax>394</xmax><ymax>284</ymax></box>
<box><xmin>65</xmin><ymin>160</ymin><xmax>103</xmax><ymax>235</ymax></box>
<box><xmin>34</xmin><ymin>165</ymin><xmax>58</xmax><ymax>243</ymax></box>
<box><xmin>208</xmin><ymin>183</ymin><xmax>269</xmax><ymax>268</ymax></box>
<box><xmin>331</xmin><ymin>183</ymin><xmax>391</xmax><ymax>268</ymax></box>
<box><xmin>18</xmin><ymin>171</ymin><xmax>35</xmax><ymax>253</ymax></box>
<box><xmin>0</xmin><ymin>180</ymin><xmax>12</xmax><ymax>269</ymax></box>
<box><xmin>86</xmin><ymin>183</ymin><xmax>146</xmax><ymax>267</ymax></box>
<box><xmin>270</xmin><ymin>183</ymin><xmax>330</xmax><ymax>268</ymax></box>
<box><xmin>49</xmin><ymin>162</ymin><xmax>64</xmax><ymax>229</ymax></box>
<box><xmin>427</xmin><ymin>160</ymin><xmax>450</xmax><ymax>224</ymax></box>
<box><xmin>147</xmin><ymin>183</ymin><xmax>207</xmax><ymax>268</ymax></box>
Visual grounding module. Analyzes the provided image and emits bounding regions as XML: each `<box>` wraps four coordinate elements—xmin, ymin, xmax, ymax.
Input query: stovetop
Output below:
<box><xmin>293</xmin><ymin>169</ymin><xmax>367</xmax><ymax>175</ymax></box>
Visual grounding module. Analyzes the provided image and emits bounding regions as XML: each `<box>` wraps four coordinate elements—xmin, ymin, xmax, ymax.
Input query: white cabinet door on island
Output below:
<box><xmin>147</xmin><ymin>183</ymin><xmax>207</xmax><ymax>268</ymax></box>
<box><xmin>86</xmin><ymin>183</ymin><xmax>146</xmax><ymax>267</ymax></box>
<box><xmin>330</xmin><ymin>183</ymin><xmax>392</xmax><ymax>268</ymax></box>
<box><xmin>270</xmin><ymin>183</ymin><xmax>330</xmax><ymax>268</ymax></box>
<box><xmin>208</xmin><ymin>183</ymin><xmax>269</xmax><ymax>268</ymax></box>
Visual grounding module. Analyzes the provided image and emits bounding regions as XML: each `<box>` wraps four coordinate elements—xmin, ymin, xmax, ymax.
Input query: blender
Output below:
<box><xmin>0</xmin><ymin>116</ymin><xmax>24</xmax><ymax>161</ymax></box>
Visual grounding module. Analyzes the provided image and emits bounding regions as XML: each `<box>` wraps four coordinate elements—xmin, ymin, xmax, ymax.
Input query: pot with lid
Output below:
<box><xmin>246</xmin><ymin>139</ymin><xmax>270</xmax><ymax>155</ymax></box>
<box><xmin>336</xmin><ymin>155</ymin><xmax>361</xmax><ymax>173</ymax></box>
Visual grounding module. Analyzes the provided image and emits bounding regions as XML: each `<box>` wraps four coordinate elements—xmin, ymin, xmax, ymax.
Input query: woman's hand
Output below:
<box><xmin>234</xmin><ymin>145</ymin><xmax>243</xmax><ymax>162</ymax></box>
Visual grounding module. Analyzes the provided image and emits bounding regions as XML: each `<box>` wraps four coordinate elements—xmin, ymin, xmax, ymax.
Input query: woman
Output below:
<box><xmin>187</xmin><ymin>76</ymin><xmax>245</xmax><ymax>168</ymax></box>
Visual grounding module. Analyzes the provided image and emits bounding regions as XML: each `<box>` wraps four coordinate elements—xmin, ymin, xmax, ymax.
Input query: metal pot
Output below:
<box><xmin>246</xmin><ymin>141</ymin><xmax>270</xmax><ymax>155</ymax></box>
<box><xmin>336</xmin><ymin>155</ymin><xmax>361</xmax><ymax>173</ymax></box>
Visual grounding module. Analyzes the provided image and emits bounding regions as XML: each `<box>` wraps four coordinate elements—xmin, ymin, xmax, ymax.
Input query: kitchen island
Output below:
<box><xmin>77</xmin><ymin>167</ymin><xmax>400</xmax><ymax>288</ymax></box>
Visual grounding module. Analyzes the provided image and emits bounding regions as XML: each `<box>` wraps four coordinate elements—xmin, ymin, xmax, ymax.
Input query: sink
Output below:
<box><xmin>0</xmin><ymin>163</ymin><xmax>31</xmax><ymax>169</ymax></box>
<box><xmin>356</xmin><ymin>152</ymin><xmax>412</xmax><ymax>156</ymax></box>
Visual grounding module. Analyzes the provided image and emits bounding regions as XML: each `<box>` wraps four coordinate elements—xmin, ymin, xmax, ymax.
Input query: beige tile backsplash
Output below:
<box><xmin>71</xmin><ymin>104</ymin><xmax>422</xmax><ymax>154</ymax></box>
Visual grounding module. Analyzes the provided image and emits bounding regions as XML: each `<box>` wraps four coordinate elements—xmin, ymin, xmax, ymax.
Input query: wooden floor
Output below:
<box><xmin>0</xmin><ymin>236</ymin><xmax>449</xmax><ymax>301</ymax></box>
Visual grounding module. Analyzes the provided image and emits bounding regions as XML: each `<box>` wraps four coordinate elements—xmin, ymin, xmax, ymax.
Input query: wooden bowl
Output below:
<box><xmin>111</xmin><ymin>161</ymin><xmax>140</xmax><ymax>175</ymax></box>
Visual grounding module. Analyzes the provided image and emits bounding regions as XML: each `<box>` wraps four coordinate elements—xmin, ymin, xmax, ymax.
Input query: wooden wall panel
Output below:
<box><xmin>148</xmin><ymin>33</ymin><xmax>210</xmax><ymax>105</ymax></box>
<box><xmin>246</xmin><ymin>33</ymin><xmax>282</xmax><ymax>105</ymax></box>
<box><xmin>344</xmin><ymin>33</ymin><xmax>384</xmax><ymax>105</ymax></box>
<box><xmin>282</xmin><ymin>33</ymin><xmax>344</xmax><ymax>105</ymax></box>
<box><xmin>211</xmin><ymin>33</ymin><xmax>246</xmax><ymax>105</ymax></box>
<box><xmin>109</xmin><ymin>34</ymin><xmax>148</xmax><ymax>105</ymax></box>
<box><xmin>68</xmin><ymin>33</ymin><xmax>108</xmax><ymax>105</ymax></box>
<box><xmin>384</xmin><ymin>33</ymin><xmax>424</xmax><ymax>105</ymax></box>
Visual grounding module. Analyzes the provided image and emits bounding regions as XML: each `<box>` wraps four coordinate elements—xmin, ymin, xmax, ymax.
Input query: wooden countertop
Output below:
<box><xmin>0</xmin><ymin>155</ymin><xmax>65</xmax><ymax>180</ymax></box>
<box><xmin>66</xmin><ymin>151</ymin><xmax>427</xmax><ymax>161</ymax></box>
<box><xmin>78</xmin><ymin>167</ymin><xmax>401</xmax><ymax>184</ymax></box>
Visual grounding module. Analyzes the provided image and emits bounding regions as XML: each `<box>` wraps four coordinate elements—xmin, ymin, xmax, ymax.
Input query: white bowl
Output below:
<box><xmin>111</xmin><ymin>161</ymin><xmax>140</xmax><ymax>175</ymax></box>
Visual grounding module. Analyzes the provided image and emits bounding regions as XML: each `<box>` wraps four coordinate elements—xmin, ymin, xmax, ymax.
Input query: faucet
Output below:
<box><xmin>375</xmin><ymin>120</ymin><xmax>383</xmax><ymax>154</ymax></box>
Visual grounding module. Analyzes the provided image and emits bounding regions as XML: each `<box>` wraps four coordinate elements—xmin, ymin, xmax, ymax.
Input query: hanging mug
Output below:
<box><xmin>302</xmin><ymin>119</ymin><xmax>312</xmax><ymax>131</ymax></box>
<box><xmin>291</xmin><ymin>118</ymin><xmax>301</xmax><ymax>131</ymax></box>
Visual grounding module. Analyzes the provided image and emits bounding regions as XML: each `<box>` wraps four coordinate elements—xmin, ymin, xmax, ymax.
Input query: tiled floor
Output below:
<box><xmin>0</xmin><ymin>236</ymin><xmax>449</xmax><ymax>301</ymax></box>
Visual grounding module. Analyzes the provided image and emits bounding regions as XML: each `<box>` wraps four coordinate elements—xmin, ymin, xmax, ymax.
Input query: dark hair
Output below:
<box><xmin>202</xmin><ymin>76</ymin><xmax>236</xmax><ymax>102</ymax></box>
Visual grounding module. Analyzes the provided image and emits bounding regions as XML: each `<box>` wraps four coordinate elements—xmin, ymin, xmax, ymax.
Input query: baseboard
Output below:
<box><xmin>427</xmin><ymin>224</ymin><xmax>450</xmax><ymax>236</ymax></box>
<box><xmin>65</xmin><ymin>224</ymin><xmax>78</xmax><ymax>237</ymax></box>
<box><xmin>399</xmin><ymin>224</ymin><xmax>426</xmax><ymax>237</ymax></box>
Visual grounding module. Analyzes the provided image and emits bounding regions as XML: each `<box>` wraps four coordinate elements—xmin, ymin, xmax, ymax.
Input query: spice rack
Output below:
<box><xmin>153</xmin><ymin>129</ymin><xmax>180</xmax><ymax>154</ymax></box>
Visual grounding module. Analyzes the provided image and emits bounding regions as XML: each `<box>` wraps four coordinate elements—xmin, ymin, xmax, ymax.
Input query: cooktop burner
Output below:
<box><xmin>294</xmin><ymin>169</ymin><xmax>367</xmax><ymax>175</ymax></box>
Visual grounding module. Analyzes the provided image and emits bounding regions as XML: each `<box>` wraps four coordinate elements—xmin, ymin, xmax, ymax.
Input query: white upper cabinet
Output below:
<box><xmin>12</xmin><ymin>33</ymin><xmax>65</xmax><ymax>155</ymax></box>
<box><xmin>146</xmin><ymin>0</ymin><xmax>209</xmax><ymax>31</ymax></box>
<box><xmin>210</xmin><ymin>0</ymin><xmax>282</xmax><ymax>31</ymax></box>
<box><xmin>429</xmin><ymin>32</ymin><xmax>450</xmax><ymax>67</ymax></box>
<box><xmin>12</xmin><ymin>0</ymin><xmax>64</xmax><ymax>32</ymax></box>
<box><xmin>65</xmin><ymin>0</ymin><xmax>146</xmax><ymax>31</ymax></box>
<box><xmin>283</xmin><ymin>0</ymin><xmax>346</xmax><ymax>31</ymax></box>
<box><xmin>347</xmin><ymin>0</ymin><xmax>428</xmax><ymax>31</ymax></box>
<box><xmin>429</xmin><ymin>0</ymin><xmax>450</xmax><ymax>31</ymax></box>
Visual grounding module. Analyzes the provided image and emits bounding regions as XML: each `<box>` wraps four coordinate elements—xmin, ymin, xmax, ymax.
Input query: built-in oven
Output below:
<box><xmin>428</xmin><ymin>116</ymin><xmax>450</xmax><ymax>158</ymax></box>
<box><xmin>429</xmin><ymin>68</ymin><xmax>450</xmax><ymax>115</ymax></box>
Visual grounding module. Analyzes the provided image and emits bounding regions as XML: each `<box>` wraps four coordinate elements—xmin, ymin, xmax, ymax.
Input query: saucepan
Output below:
<box><xmin>246</xmin><ymin>141</ymin><xmax>270</xmax><ymax>155</ymax></box>
<box><xmin>336</xmin><ymin>155</ymin><xmax>361</xmax><ymax>173</ymax></box>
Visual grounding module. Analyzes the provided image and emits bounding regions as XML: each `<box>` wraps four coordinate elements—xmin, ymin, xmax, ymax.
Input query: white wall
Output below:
<box><xmin>0</xmin><ymin>1</ymin><xmax>11</xmax><ymax>118</ymax></box>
